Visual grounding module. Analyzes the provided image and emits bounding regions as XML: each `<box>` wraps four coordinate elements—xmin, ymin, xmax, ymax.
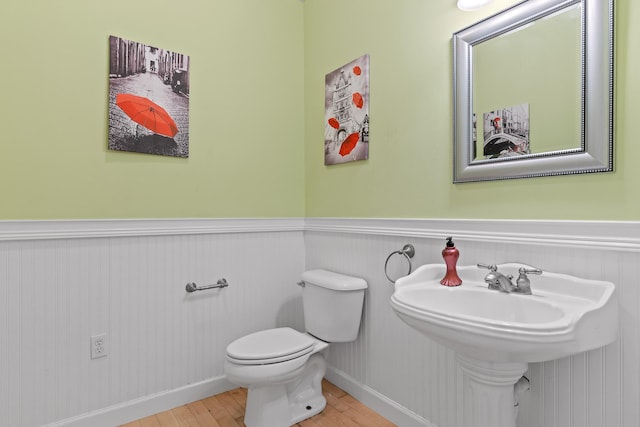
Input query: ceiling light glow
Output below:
<box><xmin>457</xmin><ymin>0</ymin><xmax>494</xmax><ymax>11</ymax></box>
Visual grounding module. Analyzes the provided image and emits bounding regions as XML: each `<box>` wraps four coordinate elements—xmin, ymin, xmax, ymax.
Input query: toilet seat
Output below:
<box><xmin>226</xmin><ymin>327</ymin><xmax>315</xmax><ymax>365</ymax></box>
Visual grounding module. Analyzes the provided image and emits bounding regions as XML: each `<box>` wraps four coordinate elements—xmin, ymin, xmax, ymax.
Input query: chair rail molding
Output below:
<box><xmin>0</xmin><ymin>217</ymin><xmax>638</xmax><ymax>251</ymax></box>
<box><xmin>0</xmin><ymin>218</ymin><xmax>305</xmax><ymax>241</ymax></box>
<box><xmin>304</xmin><ymin>218</ymin><xmax>640</xmax><ymax>252</ymax></box>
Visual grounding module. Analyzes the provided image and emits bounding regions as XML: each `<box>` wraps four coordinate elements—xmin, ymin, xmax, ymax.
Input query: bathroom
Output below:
<box><xmin>0</xmin><ymin>0</ymin><xmax>638</xmax><ymax>426</ymax></box>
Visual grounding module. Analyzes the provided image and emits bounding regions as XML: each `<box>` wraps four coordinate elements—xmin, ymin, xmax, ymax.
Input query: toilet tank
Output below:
<box><xmin>301</xmin><ymin>269</ymin><xmax>367</xmax><ymax>342</ymax></box>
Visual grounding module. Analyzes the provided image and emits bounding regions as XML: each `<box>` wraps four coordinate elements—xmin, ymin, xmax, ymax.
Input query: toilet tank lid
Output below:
<box><xmin>301</xmin><ymin>269</ymin><xmax>367</xmax><ymax>291</ymax></box>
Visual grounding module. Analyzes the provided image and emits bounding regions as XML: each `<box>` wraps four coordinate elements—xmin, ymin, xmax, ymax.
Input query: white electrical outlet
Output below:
<box><xmin>91</xmin><ymin>333</ymin><xmax>108</xmax><ymax>359</ymax></box>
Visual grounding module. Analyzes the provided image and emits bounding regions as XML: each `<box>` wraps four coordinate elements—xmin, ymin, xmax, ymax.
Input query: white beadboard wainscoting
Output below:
<box><xmin>305</xmin><ymin>218</ymin><xmax>639</xmax><ymax>427</ymax></box>
<box><xmin>1</xmin><ymin>218</ymin><xmax>639</xmax><ymax>427</ymax></box>
<box><xmin>0</xmin><ymin>219</ymin><xmax>307</xmax><ymax>427</ymax></box>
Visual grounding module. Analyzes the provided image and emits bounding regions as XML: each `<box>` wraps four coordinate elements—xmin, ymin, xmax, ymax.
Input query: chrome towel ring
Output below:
<box><xmin>384</xmin><ymin>244</ymin><xmax>415</xmax><ymax>284</ymax></box>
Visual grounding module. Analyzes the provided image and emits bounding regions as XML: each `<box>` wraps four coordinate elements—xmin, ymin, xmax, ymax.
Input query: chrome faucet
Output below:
<box><xmin>477</xmin><ymin>264</ymin><xmax>542</xmax><ymax>295</ymax></box>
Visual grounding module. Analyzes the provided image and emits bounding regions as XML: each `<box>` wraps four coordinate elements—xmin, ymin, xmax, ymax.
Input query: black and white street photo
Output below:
<box><xmin>482</xmin><ymin>103</ymin><xmax>530</xmax><ymax>159</ymax></box>
<box><xmin>108</xmin><ymin>35</ymin><xmax>190</xmax><ymax>158</ymax></box>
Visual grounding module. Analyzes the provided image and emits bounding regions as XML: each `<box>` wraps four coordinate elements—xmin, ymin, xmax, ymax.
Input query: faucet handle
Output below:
<box><xmin>477</xmin><ymin>263</ymin><xmax>497</xmax><ymax>272</ymax></box>
<box><xmin>515</xmin><ymin>267</ymin><xmax>542</xmax><ymax>295</ymax></box>
<box><xmin>519</xmin><ymin>267</ymin><xmax>542</xmax><ymax>275</ymax></box>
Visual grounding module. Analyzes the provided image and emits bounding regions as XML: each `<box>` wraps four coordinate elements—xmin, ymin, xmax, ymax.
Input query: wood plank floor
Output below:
<box><xmin>120</xmin><ymin>379</ymin><xmax>396</xmax><ymax>427</ymax></box>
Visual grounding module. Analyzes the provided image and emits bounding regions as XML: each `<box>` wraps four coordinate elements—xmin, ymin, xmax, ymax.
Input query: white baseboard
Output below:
<box><xmin>325</xmin><ymin>367</ymin><xmax>436</xmax><ymax>427</ymax></box>
<box><xmin>46</xmin><ymin>368</ymin><xmax>432</xmax><ymax>427</ymax></box>
<box><xmin>44</xmin><ymin>376</ymin><xmax>235</xmax><ymax>427</ymax></box>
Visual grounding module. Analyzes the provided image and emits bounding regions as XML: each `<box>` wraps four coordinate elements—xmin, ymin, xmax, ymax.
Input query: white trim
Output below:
<box><xmin>305</xmin><ymin>218</ymin><xmax>640</xmax><ymax>251</ymax></box>
<box><xmin>43</xmin><ymin>376</ymin><xmax>235</xmax><ymax>427</ymax></box>
<box><xmin>325</xmin><ymin>367</ymin><xmax>435</xmax><ymax>427</ymax></box>
<box><xmin>1</xmin><ymin>218</ymin><xmax>639</xmax><ymax>249</ymax></box>
<box><xmin>0</xmin><ymin>218</ymin><xmax>305</xmax><ymax>241</ymax></box>
<box><xmin>43</xmin><ymin>367</ymin><xmax>433</xmax><ymax>427</ymax></box>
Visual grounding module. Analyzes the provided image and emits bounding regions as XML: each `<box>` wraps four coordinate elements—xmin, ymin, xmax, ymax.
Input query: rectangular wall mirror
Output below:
<box><xmin>452</xmin><ymin>0</ymin><xmax>613</xmax><ymax>183</ymax></box>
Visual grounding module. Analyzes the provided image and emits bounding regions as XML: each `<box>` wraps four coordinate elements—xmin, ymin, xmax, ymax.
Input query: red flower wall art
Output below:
<box><xmin>324</xmin><ymin>54</ymin><xmax>370</xmax><ymax>165</ymax></box>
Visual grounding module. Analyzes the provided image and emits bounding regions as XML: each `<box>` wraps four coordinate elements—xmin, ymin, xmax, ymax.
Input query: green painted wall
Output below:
<box><xmin>304</xmin><ymin>0</ymin><xmax>640</xmax><ymax>220</ymax></box>
<box><xmin>2</xmin><ymin>1</ymin><xmax>638</xmax><ymax>221</ymax></box>
<box><xmin>0</xmin><ymin>0</ymin><xmax>305</xmax><ymax>219</ymax></box>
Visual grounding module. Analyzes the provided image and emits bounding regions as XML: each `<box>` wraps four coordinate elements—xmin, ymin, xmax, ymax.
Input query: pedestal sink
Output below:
<box><xmin>390</xmin><ymin>263</ymin><xmax>618</xmax><ymax>427</ymax></box>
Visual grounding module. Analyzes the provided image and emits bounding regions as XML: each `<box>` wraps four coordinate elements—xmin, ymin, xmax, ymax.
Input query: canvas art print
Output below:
<box><xmin>108</xmin><ymin>35</ymin><xmax>190</xmax><ymax>158</ymax></box>
<box><xmin>324</xmin><ymin>54</ymin><xmax>370</xmax><ymax>165</ymax></box>
<box><xmin>481</xmin><ymin>103</ymin><xmax>530</xmax><ymax>159</ymax></box>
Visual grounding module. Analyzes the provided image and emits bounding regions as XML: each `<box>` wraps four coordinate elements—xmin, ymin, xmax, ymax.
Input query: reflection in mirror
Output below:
<box><xmin>473</xmin><ymin>4</ymin><xmax>581</xmax><ymax>160</ymax></box>
<box><xmin>453</xmin><ymin>0</ymin><xmax>613</xmax><ymax>182</ymax></box>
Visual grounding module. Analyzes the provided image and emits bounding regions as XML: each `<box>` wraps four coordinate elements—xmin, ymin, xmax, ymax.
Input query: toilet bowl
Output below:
<box><xmin>224</xmin><ymin>270</ymin><xmax>367</xmax><ymax>427</ymax></box>
<box><xmin>224</xmin><ymin>327</ymin><xmax>329</xmax><ymax>427</ymax></box>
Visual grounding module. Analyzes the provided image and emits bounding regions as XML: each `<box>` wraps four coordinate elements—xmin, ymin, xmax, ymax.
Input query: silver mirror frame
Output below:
<box><xmin>453</xmin><ymin>0</ymin><xmax>613</xmax><ymax>183</ymax></box>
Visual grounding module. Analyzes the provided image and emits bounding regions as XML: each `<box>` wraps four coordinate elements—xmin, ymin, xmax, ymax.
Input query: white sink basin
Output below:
<box><xmin>390</xmin><ymin>263</ymin><xmax>618</xmax><ymax>363</ymax></box>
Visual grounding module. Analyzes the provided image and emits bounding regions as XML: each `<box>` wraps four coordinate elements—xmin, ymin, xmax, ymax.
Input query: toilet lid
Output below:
<box><xmin>226</xmin><ymin>327</ymin><xmax>315</xmax><ymax>365</ymax></box>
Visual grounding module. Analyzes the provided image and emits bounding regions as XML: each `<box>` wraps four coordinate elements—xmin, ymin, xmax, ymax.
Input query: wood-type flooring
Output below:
<box><xmin>120</xmin><ymin>379</ymin><xmax>397</xmax><ymax>427</ymax></box>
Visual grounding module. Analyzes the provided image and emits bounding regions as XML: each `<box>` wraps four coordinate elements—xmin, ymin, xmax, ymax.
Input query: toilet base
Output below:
<box><xmin>290</xmin><ymin>393</ymin><xmax>326</xmax><ymax>424</ymax></box>
<box><xmin>243</xmin><ymin>352</ymin><xmax>327</xmax><ymax>427</ymax></box>
<box><xmin>244</xmin><ymin>383</ymin><xmax>292</xmax><ymax>427</ymax></box>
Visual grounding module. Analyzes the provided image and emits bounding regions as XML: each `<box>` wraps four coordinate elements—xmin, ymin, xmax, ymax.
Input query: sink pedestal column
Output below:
<box><xmin>456</xmin><ymin>355</ymin><xmax>528</xmax><ymax>427</ymax></box>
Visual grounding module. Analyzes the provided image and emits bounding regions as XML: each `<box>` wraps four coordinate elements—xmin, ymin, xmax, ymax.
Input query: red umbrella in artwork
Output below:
<box><xmin>339</xmin><ymin>132</ymin><xmax>360</xmax><ymax>156</ymax></box>
<box><xmin>116</xmin><ymin>93</ymin><xmax>179</xmax><ymax>138</ymax></box>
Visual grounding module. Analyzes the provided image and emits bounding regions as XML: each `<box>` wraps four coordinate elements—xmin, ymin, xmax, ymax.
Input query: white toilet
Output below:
<box><xmin>224</xmin><ymin>269</ymin><xmax>367</xmax><ymax>427</ymax></box>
